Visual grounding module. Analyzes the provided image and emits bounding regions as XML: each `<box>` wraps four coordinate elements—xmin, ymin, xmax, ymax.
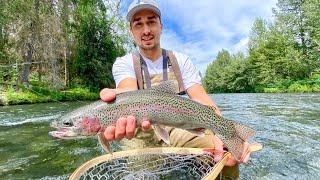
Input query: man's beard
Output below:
<box><xmin>139</xmin><ymin>42</ymin><xmax>160</xmax><ymax>51</ymax></box>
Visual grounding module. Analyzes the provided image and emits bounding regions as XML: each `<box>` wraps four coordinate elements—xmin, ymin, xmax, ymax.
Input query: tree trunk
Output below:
<box><xmin>62</xmin><ymin>0</ymin><xmax>69</xmax><ymax>87</ymax></box>
<box><xmin>20</xmin><ymin>43</ymin><xmax>32</xmax><ymax>86</ymax></box>
<box><xmin>38</xmin><ymin>63</ymin><xmax>42</xmax><ymax>82</ymax></box>
<box><xmin>19</xmin><ymin>0</ymin><xmax>40</xmax><ymax>86</ymax></box>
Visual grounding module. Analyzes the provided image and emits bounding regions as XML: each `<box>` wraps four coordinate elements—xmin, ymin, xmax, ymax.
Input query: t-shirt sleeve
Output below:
<box><xmin>175</xmin><ymin>52</ymin><xmax>202</xmax><ymax>90</ymax></box>
<box><xmin>112</xmin><ymin>55</ymin><xmax>136</xmax><ymax>87</ymax></box>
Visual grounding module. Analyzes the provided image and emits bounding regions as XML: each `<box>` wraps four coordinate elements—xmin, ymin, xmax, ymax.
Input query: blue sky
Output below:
<box><xmin>120</xmin><ymin>0</ymin><xmax>278</xmax><ymax>73</ymax></box>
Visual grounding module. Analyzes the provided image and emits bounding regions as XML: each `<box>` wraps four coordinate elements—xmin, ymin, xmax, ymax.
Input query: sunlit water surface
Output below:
<box><xmin>0</xmin><ymin>93</ymin><xmax>319</xmax><ymax>179</ymax></box>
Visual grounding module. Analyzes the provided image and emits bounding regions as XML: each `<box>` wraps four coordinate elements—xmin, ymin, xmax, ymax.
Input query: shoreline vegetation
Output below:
<box><xmin>1</xmin><ymin>76</ymin><xmax>320</xmax><ymax>106</ymax></box>
<box><xmin>259</xmin><ymin>76</ymin><xmax>320</xmax><ymax>93</ymax></box>
<box><xmin>0</xmin><ymin>82</ymin><xmax>99</xmax><ymax>106</ymax></box>
<box><xmin>203</xmin><ymin>0</ymin><xmax>320</xmax><ymax>94</ymax></box>
<box><xmin>1</xmin><ymin>1</ymin><xmax>126</xmax><ymax>106</ymax></box>
<box><xmin>203</xmin><ymin>73</ymin><xmax>320</xmax><ymax>94</ymax></box>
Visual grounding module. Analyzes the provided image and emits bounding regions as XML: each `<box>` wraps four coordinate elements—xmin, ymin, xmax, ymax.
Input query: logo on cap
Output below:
<box><xmin>138</xmin><ymin>0</ymin><xmax>148</xmax><ymax>3</ymax></box>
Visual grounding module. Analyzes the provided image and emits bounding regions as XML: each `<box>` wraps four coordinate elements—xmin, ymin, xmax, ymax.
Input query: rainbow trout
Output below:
<box><xmin>49</xmin><ymin>81</ymin><xmax>255</xmax><ymax>160</ymax></box>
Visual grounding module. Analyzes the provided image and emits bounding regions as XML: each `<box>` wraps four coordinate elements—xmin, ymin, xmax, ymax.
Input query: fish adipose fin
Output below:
<box><xmin>220</xmin><ymin>120</ymin><xmax>256</xmax><ymax>161</ymax></box>
<box><xmin>154</xmin><ymin>125</ymin><xmax>171</xmax><ymax>145</ymax></box>
<box><xmin>98</xmin><ymin>133</ymin><xmax>113</xmax><ymax>154</ymax></box>
<box><xmin>151</xmin><ymin>81</ymin><xmax>176</xmax><ymax>94</ymax></box>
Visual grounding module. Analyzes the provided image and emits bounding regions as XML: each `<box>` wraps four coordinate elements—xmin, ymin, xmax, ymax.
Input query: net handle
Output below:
<box><xmin>202</xmin><ymin>152</ymin><xmax>232</xmax><ymax>180</ymax></box>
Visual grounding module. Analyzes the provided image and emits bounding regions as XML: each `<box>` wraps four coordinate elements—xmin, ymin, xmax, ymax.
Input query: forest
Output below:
<box><xmin>204</xmin><ymin>0</ymin><xmax>320</xmax><ymax>93</ymax></box>
<box><xmin>1</xmin><ymin>0</ymin><xmax>319</xmax><ymax>105</ymax></box>
<box><xmin>0</xmin><ymin>0</ymin><xmax>130</xmax><ymax>105</ymax></box>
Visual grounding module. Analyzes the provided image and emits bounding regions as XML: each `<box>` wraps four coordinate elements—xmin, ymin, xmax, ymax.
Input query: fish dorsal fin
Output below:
<box><xmin>151</xmin><ymin>80</ymin><xmax>176</xmax><ymax>94</ymax></box>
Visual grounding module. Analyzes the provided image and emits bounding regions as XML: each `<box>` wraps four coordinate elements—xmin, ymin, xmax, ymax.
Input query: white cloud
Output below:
<box><xmin>157</xmin><ymin>0</ymin><xmax>277</xmax><ymax>73</ymax></box>
<box><xmin>232</xmin><ymin>37</ymin><xmax>250</xmax><ymax>54</ymax></box>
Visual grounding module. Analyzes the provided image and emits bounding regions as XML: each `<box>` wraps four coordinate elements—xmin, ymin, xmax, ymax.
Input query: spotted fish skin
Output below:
<box><xmin>50</xmin><ymin>81</ymin><xmax>255</xmax><ymax>160</ymax></box>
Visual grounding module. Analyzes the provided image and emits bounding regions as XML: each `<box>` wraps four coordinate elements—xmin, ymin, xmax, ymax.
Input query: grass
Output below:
<box><xmin>1</xmin><ymin>83</ymin><xmax>99</xmax><ymax>106</ymax></box>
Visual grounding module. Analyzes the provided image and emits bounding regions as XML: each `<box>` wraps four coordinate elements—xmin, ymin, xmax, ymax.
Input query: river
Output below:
<box><xmin>0</xmin><ymin>93</ymin><xmax>319</xmax><ymax>179</ymax></box>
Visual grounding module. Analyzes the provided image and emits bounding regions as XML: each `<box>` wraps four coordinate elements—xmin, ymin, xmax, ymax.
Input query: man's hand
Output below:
<box><xmin>212</xmin><ymin>110</ymin><xmax>256</xmax><ymax>166</ymax></box>
<box><xmin>100</xmin><ymin>88</ymin><xmax>151</xmax><ymax>141</ymax></box>
<box><xmin>212</xmin><ymin>135</ymin><xmax>257</xmax><ymax>166</ymax></box>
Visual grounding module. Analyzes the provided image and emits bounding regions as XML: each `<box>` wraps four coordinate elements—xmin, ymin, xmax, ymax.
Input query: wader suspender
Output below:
<box><xmin>132</xmin><ymin>49</ymin><xmax>186</xmax><ymax>94</ymax></box>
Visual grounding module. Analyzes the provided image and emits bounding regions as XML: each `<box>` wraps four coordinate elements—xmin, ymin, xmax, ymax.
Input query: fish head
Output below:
<box><xmin>49</xmin><ymin>113</ymin><xmax>101</xmax><ymax>139</ymax></box>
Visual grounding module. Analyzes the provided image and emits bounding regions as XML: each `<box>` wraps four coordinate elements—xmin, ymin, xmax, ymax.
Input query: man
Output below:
<box><xmin>100</xmin><ymin>0</ymin><xmax>254</xmax><ymax>178</ymax></box>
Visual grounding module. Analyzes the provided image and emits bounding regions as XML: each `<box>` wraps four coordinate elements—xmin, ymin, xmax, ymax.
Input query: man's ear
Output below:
<box><xmin>160</xmin><ymin>21</ymin><xmax>163</xmax><ymax>34</ymax></box>
<box><xmin>129</xmin><ymin>28</ymin><xmax>134</xmax><ymax>38</ymax></box>
<box><xmin>129</xmin><ymin>29</ymin><xmax>137</xmax><ymax>47</ymax></box>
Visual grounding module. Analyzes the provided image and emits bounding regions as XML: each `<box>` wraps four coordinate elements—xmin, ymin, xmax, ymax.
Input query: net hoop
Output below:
<box><xmin>69</xmin><ymin>147</ymin><xmax>231</xmax><ymax>180</ymax></box>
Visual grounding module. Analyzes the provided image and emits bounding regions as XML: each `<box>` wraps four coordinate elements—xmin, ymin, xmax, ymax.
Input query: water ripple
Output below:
<box><xmin>0</xmin><ymin>114</ymin><xmax>61</xmax><ymax>126</ymax></box>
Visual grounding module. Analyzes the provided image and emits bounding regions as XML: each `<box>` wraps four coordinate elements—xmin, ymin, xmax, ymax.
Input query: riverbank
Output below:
<box><xmin>257</xmin><ymin>77</ymin><xmax>320</xmax><ymax>93</ymax></box>
<box><xmin>205</xmin><ymin>74</ymin><xmax>320</xmax><ymax>93</ymax></box>
<box><xmin>1</xmin><ymin>77</ymin><xmax>320</xmax><ymax>106</ymax></box>
<box><xmin>0</xmin><ymin>84</ymin><xmax>99</xmax><ymax>106</ymax></box>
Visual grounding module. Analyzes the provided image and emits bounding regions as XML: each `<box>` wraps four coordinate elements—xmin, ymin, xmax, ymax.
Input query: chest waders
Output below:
<box><xmin>132</xmin><ymin>49</ymin><xmax>186</xmax><ymax>94</ymax></box>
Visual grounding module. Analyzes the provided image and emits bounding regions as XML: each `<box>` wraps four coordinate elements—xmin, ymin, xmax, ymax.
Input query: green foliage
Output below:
<box><xmin>287</xmin><ymin>83</ymin><xmax>311</xmax><ymax>93</ymax></box>
<box><xmin>71</xmin><ymin>0</ymin><xmax>125</xmax><ymax>90</ymax></box>
<box><xmin>2</xmin><ymin>83</ymin><xmax>99</xmax><ymax>105</ymax></box>
<box><xmin>0</xmin><ymin>1</ymin><xmax>7</xmax><ymax>61</ymax></box>
<box><xmin>1</xmin><ymin>0</ymin><xmax>128</xmax><ymax>95</ymax></box>
<box><xmin>0</xmin><ymin>1</ymin><xmax>21</xmax><ymax>85</ymax></box>
<box><xmin>254</xmin><ymin>76</ymin><xmax>320</xmax><ymax>93</ymax></box>
<box><xmin>205</xmin><ymin>0</ymin><xmax>320</xmax><ymax>93</ymax></box>
<box><xmin>263</xmin><ymin>87</ymin><xmax>283</xmax><ymax>93</ymax></box>
<box><xmin>204</xmin><ymin>50</ymin><xmax>252</xmax><ymax>93</ymax></box>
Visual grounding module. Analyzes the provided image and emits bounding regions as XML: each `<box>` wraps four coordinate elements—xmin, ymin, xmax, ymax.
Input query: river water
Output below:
<box><xmin>0</xmin><ymin>93</ymin><xmax>319</xmax><ymax>180</ymax></box>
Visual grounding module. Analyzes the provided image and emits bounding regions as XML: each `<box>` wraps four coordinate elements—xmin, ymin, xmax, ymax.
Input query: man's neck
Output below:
<box><xmin>139</xmin><ymin>47</ymin><xmax>162</xmax><ymax>61</ymax></box>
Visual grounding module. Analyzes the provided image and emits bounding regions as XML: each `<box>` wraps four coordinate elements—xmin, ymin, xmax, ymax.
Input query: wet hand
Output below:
<box><xmin>103</xmin><ymin>116</ymin><xmax>151</xmax><ymax>141</ymax></box>
<box><xmin>212</xmin><ymin>136</ymin><xmax>259</xmax><ymax>166</ymax></box>
<box><xmin>99</xmin><ymin>88</ymin><xmax>152</xmax><ymax>141</ymax></box>
<box><xmin>99</xmin><ymin>88</ymin><xmax>117</xmax><ymax>102</ymax></box>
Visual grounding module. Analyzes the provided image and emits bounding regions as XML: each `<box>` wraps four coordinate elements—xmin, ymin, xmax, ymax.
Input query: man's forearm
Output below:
<box><xmin>186</xmin><ymin>83</ymin><xmax>221</xmax><ymax>116</ymax></box>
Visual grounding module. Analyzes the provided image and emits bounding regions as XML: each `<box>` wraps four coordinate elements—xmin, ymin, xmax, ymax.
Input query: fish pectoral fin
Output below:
<box><xmin>154</xmin><ymin>125</ymin><xmax>171</xmax><ymax>145</ymax></box>
<box><xmin>98</xmin><ymin>133</ymin><xmax>113</xmax><ymax>154</ymax></box>
<box><xmin>186</xmin><ymin>129</ymin><xmax>205</xmax><ymax>137</ymax></box>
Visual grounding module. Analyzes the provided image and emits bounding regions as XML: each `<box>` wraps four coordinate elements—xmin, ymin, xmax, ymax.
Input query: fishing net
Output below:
<box><xmin>70</xmin><ymin>147</ymin><xmax>230</xmax><ymax>180</ymax></box>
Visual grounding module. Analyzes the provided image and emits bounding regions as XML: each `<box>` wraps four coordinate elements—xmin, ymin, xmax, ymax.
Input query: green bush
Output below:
<box><xmin>254</xmin><ymin>85</ymin><xmax>265</xmax><ymax>93</ymax></box>
<box><xmin>2</xmin><ymin>84</ymin><xmax>99</xmax><ymax>105</ymax></box>
<box><xmin>62</xmin><ymin>87</ymin><xmax>99</xmax><ymax>101</ymax></box>
<box><xmin>5</xmin><ymin>87</ymin><xmax>51</xmax><ymax>104</ymax></box>
<box><xmin>311</xmin><ymin>84</ymin><xmax>320</xmax><ymax>92</ymax></box>
<box><xmin>287</xmin><ymin>83</ymin><xmax>312</xmax><ymax>93</ymax></box>
<box><xmin>263</xmin><ymin>87</ymin><xmax>283</xmax><ymax>93</ymax></box>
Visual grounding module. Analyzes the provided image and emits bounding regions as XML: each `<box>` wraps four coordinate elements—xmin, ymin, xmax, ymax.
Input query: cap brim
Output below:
<box><xmin>127</xmin><ymin>5</ymin><xmax>161</xmax><ymax>22</ymax></box>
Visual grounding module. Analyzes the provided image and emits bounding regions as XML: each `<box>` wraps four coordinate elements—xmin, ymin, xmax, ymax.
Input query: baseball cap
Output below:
<box><xmin>126</xmin><ymin>0</ymin><xmax>161</xmax><ymax>22</ymax></box>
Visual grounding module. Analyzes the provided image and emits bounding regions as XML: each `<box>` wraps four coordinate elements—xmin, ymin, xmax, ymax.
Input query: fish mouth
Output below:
<box><xmin>49</xmin><ymin>127</ymin><xmax>87</xmax><ymax>139</ymax></box>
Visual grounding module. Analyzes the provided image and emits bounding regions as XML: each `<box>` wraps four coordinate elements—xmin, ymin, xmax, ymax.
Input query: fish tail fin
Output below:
<box><xmin>219</xmin><ymin>120</ymin><xmax>255</xmax><ymax>161</ymax></box>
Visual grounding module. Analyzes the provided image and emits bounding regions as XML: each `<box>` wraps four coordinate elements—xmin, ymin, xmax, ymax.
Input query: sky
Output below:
<box><xmin>120</xmin><ymin>0</ymin><xmax>278</xmax><ymax>73</ymax></box>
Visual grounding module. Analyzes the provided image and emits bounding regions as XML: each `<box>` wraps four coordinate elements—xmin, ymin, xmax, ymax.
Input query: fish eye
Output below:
<box><xmin>63</xmin><ymin>121</ymin><xmax>73</xmax><ymax>127</ymax></box>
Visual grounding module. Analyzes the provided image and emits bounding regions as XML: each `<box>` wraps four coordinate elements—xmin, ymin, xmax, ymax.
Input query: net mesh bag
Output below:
<box><xmin>70</xmin><ymin>147</ymin><xmax>230</xmax><ymax>180</ymax></box>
